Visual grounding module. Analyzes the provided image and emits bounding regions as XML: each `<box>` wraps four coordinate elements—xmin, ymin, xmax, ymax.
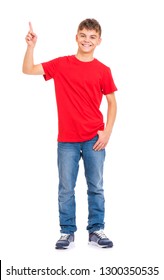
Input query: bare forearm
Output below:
<box><xmin>22</xmin><ymin>46</ymin><xmax>35</xmax><ymax>74</ymax></box>
<box><xmin>93</xmin><ymin>93</ymin><xmax>117</xmax><ymax>151</ymax></box>
<box><xmin>105</xmin><ymin>98</ymin><xmax>117</xmax><ymax>135</ymax></box>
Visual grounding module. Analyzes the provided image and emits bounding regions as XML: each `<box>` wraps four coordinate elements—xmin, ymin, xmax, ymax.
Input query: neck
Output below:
<box><xmin>75</xmin><ymin>51</ymin><xmax>94</xmax><ymax>62</ymax></box>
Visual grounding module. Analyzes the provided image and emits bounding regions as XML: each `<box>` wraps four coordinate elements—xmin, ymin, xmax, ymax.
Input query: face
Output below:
<box><xmin>76</xmin><ymin>28</ymin><xmax>101</xmax><ymax>54</ymax></box>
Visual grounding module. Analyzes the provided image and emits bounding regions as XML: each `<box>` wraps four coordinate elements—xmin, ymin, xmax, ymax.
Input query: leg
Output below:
<box><xmin>57</xmin><ymin>142</ymin><xmax>81</xmax><ymax>234</ymax></box>
<box><xmin>82</xmin><ymin>136</ymin><xmax>106</xmax><ymax>233</ymax></box>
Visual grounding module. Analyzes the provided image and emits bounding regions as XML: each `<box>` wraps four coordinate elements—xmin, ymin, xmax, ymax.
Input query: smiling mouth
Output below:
<box><xmin>82</xmin><ymin>43</ymin><xmax>92</xmax><ymax>47</ymax></box>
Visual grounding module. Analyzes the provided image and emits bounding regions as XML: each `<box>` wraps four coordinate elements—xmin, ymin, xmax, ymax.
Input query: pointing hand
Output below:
<box><xmin>25</xmin><ymin>22</ymin><xmax>37</xmax><ymax>47</ymax></box>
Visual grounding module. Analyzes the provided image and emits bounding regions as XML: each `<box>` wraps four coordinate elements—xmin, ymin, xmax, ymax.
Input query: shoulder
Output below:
<box><xmin>43</xmin><ymin>55</ymin><xmax>74</xmax><ymax>64</ymax></box>
<box><xmin>95</xmin><ymin>58</ymin><xmax>110</xmax><ymax>70</ymax></box>
<box><xmin>94</xmin><ymin>59</ymin><xmax>112</xmax><ymax>76</ymax></box>
<box><xmin>56</xmin><ymin>55</ymin><xmax>75</xmax><ymax>63</ymax></box>
<box><xmin>94</xmin><ymin>58</ymin><xmax>111</xmax><ymax>71</ymax></box>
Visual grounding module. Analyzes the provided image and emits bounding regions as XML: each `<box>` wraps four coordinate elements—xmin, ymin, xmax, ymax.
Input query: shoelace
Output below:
<box><xmin>59</xmin><ymin>234</ymin><xmax>70</xmax><ymax>240</ymax></box>
<box><xmin>94</xmin><ymin>230</ymin><xmax>107</xmax><ymax>239</ymax></box>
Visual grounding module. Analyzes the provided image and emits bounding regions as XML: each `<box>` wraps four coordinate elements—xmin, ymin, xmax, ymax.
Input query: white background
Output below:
<box><xmin>0</xmin><ymin>0</ymin><xmax>164</xmax><ymax>279</ymax></box>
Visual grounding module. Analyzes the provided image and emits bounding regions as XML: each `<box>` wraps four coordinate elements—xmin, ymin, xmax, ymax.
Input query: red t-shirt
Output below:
<box><xmin>42</xmin><ymin>55</ymin><xmax>117</xmax><ymax>142</ymax></box>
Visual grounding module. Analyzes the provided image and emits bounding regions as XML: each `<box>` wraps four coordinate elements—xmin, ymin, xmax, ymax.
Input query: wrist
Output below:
<box><xmin>27</xmin><ymin>44</ymin><xmax>35</xmax><ymax>50</ymax></box>
<box><xmin>104</xmin><ymin>126</ymin><xmax>112</xmax><ymax>134</ymax></box>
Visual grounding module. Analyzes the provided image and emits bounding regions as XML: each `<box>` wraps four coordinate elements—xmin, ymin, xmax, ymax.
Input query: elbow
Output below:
<box><xmin>22</xmin><ymin>68</ymin><xmax>26</xmax><ymax>74</ymax></box>
<box><xmin>22</xmin><ymin>66</ymin><xmax>30</xmax><ymax>74</ymax></box>
<box><xmin>22</xmin><ymin>65</ymin><xmax>28</xmax><ymax>74</ymax></box>
<box><xmin>22</xmin><ymin>62</ymin><xmax>34</xmax><ymax>74</ymax></box>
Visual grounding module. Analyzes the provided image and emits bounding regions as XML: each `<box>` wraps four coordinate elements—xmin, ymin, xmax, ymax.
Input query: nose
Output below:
<box><xmin>84</xmin><ymin>37</ymin><xmax>89</xmax><ymax>42</ymax></box>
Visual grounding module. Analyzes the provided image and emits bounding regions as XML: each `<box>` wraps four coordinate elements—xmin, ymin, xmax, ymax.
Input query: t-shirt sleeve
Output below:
<box><xmin>101</xmin><ymin>67</ymin><xmax>117</xmax><ymax>95</ymax></box>
<box><xmin>41</xmin><ymin>58</ymin><xmax>59</xmax><ymax>81</ymax></box>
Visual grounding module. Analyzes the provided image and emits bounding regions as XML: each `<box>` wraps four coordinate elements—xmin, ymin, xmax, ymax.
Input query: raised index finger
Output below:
<box><xmin>29</xmin><ymin>21</ymin><xmax>33</xmax><ymax>32</ymax></box>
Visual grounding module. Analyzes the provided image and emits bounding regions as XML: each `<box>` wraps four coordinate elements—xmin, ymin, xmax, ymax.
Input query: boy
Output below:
<box><xmin>23</xmin><ymin>18</ymin><xmax>117</xmax><ymax>249</ymax></box>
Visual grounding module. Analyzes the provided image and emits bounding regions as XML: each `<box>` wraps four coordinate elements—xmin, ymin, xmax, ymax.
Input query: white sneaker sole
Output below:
<box><xmin>88</xmin><ymin>241</ymin><xmax>113</xmax><ymax>248</ymax></box>
<box><xmin>56</xmin><ymin>242</ymin><xmax>75</xmax><ymax>250</ymax></box>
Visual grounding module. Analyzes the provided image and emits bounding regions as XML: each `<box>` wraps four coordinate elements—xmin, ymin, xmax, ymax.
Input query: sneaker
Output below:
<box><xmin>89</xmin><ymin>230</ymin><xmax>113</xmax><ymax>248</ymax></box>
<box><xmin>55</xmin><ymin>233</ymin><xmax>74</xmax><ymax>249</ymax></box>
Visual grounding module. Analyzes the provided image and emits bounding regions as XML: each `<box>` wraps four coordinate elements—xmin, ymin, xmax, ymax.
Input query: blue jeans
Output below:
<box><xmin>57</xmin><ymin>136</ymin><xmax>106</xmax><ymax>234</ymax></box>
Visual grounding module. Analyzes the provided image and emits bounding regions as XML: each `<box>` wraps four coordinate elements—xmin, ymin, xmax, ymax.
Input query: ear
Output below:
<box><xmin>97</xmin><ymin>37</ymin><xmax>102</xmax><ymax>46</ymax></box>
<box><xmin>75</xmin><ymin>34</ymin><xmax>78</xmax><ymax>42</ymax></box>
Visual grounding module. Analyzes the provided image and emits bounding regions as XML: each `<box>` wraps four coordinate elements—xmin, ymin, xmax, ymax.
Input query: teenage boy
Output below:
<box><xmin>23</xmin><ymin>18</ymin><xmax>117</xmax><ymax>249</ymax></box>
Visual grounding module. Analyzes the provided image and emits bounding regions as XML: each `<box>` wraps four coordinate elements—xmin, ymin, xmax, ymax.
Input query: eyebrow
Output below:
<box><xmin>79</xmin><ymin>32</ymin><xmax>97</xmax><ymax>38</ymax></box>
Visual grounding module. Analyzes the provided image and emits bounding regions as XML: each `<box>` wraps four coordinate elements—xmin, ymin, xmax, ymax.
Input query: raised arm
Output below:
<box><xmin>22</xmin><ymin>22</ymin><xmax>44</xmax><ymax>75</ymax></box>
